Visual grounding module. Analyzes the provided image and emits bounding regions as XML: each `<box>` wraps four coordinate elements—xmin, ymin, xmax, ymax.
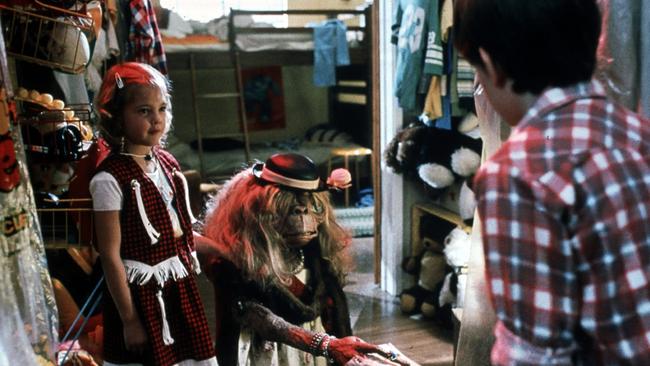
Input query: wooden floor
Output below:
<box><xmin>345</xmin><ymin>272</ymin><xmax>455</xmax><ymax>366</ymax></box>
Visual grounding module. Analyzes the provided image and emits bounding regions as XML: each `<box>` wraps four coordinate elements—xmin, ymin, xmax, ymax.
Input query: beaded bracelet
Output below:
<box><xmin>308</xmin><ymin>332</ymin><xmax>326</xmax><ymax>355</ymax></box>
<box><xmin>320</xmin><ymin>335</ymin><xmax>336</xmax><ymax>363</ymax></box>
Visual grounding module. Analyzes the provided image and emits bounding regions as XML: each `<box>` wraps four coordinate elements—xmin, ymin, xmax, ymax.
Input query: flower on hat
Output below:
<box><xmin>327</xmin><ymin>168</ymin><xmax>352</xmax><ymax>190</ymax></box>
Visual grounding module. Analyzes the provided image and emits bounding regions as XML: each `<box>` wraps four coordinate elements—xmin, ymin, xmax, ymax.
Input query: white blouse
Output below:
<box><xmin>89</xmin><ymin>162</ymin><xmax>183</xmax><ymax>237</ymax></box>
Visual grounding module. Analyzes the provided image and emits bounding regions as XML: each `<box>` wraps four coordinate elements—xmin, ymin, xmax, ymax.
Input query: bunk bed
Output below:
<box><xmin>160</xmin><ymin>5</ymin><xmax>374</xmax><ymax>181</ymax></box>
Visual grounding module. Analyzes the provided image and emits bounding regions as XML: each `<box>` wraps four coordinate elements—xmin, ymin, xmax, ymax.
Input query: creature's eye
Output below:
<box><xmin>311</xmin><ymin>202</ymin><xmax>324</xmax><ymax>214</ymax></box>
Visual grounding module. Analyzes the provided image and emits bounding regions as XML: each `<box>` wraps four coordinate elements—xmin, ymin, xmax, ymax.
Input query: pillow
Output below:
<box><xmin>304</xmin><ymin>124</ymin><xmax>353</xmax><ymax>145</ymax></box>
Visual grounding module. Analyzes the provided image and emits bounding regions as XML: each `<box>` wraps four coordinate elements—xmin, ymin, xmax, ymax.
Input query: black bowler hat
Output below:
<box><xmin>252</xmin><ymin>153</ymin><xmax>327</xmax><ymax>191</ymax></box>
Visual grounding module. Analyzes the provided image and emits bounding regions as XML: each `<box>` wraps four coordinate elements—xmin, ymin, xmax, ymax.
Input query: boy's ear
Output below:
<box><xmin>478</xmin><ymin>48</ymin><xmax>507</xmax><ymax>88</ymax></box>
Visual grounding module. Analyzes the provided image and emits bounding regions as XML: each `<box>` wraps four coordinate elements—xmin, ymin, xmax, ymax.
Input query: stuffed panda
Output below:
<box><xmin>384</xmin><ymin>120</ymin><xmax>483</xmax><ymax>200</ymax></box>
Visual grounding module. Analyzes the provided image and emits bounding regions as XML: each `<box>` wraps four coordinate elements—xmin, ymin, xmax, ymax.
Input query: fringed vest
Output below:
<box><xmin>96</xmin><ymin>149</ymin><xmax>201</xmax><ymax>345</ymax></box>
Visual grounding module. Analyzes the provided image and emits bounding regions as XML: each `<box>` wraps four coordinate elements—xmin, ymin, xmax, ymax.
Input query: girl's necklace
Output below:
<box><xmin>120</xmin><ymin>152</ymin><xmax>153</xmax><ymax>160</ymax></box>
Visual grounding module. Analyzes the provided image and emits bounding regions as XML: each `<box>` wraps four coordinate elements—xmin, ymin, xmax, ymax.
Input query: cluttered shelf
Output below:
<box><xmin>411</xmin><ymin>201</ymin><xmax>470</xmax><ymax>256</ymax></box>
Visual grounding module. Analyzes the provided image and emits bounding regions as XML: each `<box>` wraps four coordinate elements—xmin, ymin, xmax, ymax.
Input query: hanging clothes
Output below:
<box><xmin>420</xmin><ymin>0</ymin><xmax>443</xmax><ymax>121</ymax></box>
<box><xmin>393</xmin><ymin>0</ymin><xmax>440</xmax><ymax>112</ymax></box>
<box><xmin>0</xmin><ymin>23</ymin><xmax>59</xmax><ymax>365</ymax></box>
<box><xmin>423</xmin><ymin>76</ymin><xmax>443</xmax><ymax>119</ymax></box>
<box><xmin>127</xmin><ymin>0</ymin><xmax>168</xmax><ymax>74</ymax></box>
<box><xmin>86</xmin><ymin>3</ymin><xmax>121</xmax><ymax>94</ymax></box>
<box><xmin>313</xmin><ymin>19</ymin><xmax>350</xmax><ymax>87</ymax></box>
<box><xmin>422</xmin><ymin>0</ymin><xmax>443</xmax><ymax>76</ymax></box>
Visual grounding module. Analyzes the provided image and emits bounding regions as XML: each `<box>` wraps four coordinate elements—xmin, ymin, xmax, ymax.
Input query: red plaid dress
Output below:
<box><xmin>96</xmin><ymin>149</ymin><xmax>214</xmax><ymax>365</ymax></box>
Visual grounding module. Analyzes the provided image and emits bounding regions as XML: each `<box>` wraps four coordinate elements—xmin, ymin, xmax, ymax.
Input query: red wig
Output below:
<box><xmin>203</xmin><ymin>168</ymin><xmax>352</xmax><ymax>286</ymax></box>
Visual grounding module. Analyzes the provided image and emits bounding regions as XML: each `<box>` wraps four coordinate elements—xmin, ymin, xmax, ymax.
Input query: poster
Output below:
<box><xmin>241</xmin><ymin>66</ymin><xmax>285</xmax><ymax>131</ymax></box>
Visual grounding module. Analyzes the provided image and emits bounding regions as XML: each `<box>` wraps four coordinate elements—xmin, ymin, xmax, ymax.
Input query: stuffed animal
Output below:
<box><xmin>384</xmin><ymin>121</ymin><xmax>482</xmax><ymax>199</ymax></box>
<box><xmin>414</xmin><ymin>227</ymin><xmax>472</xmax><ymax>329</ymax></box>
<box><xmin>399</xmin><ymin>237</ymin><xmax>448</xmax><ymax>316</ymax></box>
<box><xmin>437</xmin><ymin>226</ymin><xmax>472</xmax><ymax>310</ymax></box>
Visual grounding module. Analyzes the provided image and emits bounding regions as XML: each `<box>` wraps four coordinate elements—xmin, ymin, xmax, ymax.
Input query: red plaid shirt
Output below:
<box><xmin>475</xmin><ymin>80</ymin><xmax>650</xmax><ymax>365</ymax></box>
<box><xmin>128</xmin><ymin>0</ymin><xmax>168</xmax><ymax>74</ymax></box>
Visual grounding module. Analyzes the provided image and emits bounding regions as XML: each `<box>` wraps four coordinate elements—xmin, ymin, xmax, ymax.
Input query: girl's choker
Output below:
<box><xmin>120</xmin><ymin>152</ymin><xmax>153</xmax><ymax>161</ymax></box>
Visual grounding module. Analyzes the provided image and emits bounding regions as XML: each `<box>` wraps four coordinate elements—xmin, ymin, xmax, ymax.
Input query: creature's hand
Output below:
<box><xmin>328</xmin><ymin>336</ymin><xmax>408</xmax><ymax>365</ymax></box>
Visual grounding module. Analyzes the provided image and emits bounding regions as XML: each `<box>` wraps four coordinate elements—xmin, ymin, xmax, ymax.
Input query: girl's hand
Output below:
<box><xmin>123</xmin><ymin>318</ymin><xmax>148</xmax><ymax>354</ymax></box>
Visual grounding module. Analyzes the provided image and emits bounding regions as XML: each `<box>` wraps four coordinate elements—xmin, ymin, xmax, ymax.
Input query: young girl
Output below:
<box><xmin>89</xmin><ymin>62</ymin><xmax>217</xmax><ymax>366</ymax></box>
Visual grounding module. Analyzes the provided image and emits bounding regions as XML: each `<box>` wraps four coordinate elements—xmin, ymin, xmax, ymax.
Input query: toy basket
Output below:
<box><xmin>37</xmin><ymin>197</ymin><xmax>94</xmax><ymax>249</ymax></box>
<box><xmin>0</xmin><ymin>2</ymin><xmax>94</xmax><ymax>74</ymax></box>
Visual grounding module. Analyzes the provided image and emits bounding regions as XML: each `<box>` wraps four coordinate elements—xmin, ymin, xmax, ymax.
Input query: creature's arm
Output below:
<box><xmin>239</xmin><ymin>301</ymin><xmax>401</xmax><ymax>365</ymax></box>
<box><xmin>95</xmin><ymin>211</ymin><xmax>148</xmax><ymax>353</ymax></box>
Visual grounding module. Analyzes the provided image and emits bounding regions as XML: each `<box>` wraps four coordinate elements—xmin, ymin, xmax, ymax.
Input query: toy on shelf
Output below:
<box><xmin>438</xmin><ymin>226</ymin><xmax>472</xmax><ymax>310</ymax></box>
<box><xmin>384</xmin><ymin>120</ymin><xmax>482</xmax><ymax>200</ymax></box>
<box><xmin>399</xmin><ymin>236</ymin><xmax>450</xmax><ymax>323</ymax></box>
<box><xmin>16</xmin><ymin>87</ymin><xmax>93</xmax><ymax>163</ymax></box>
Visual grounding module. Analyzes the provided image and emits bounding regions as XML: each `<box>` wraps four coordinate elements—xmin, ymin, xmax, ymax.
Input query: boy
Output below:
<box><xmin>454</xmin><ymin>0</ymin><xmax>650</xmax><ymax>364</ymax></box>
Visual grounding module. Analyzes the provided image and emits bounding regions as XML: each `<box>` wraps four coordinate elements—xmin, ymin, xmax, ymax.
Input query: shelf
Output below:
<box><xmin>410</xmin><ymin>202</ymin><xmax>471</xmax><ymax>257</ymax></box>
<box><xmin>413</xmin><ymin>202</ymin><xmax>470</xmax><ymax>232</ymax></box>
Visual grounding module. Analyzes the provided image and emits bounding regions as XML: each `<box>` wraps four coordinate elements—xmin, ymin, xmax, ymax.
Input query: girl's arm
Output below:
<box><xmin>193</xmin><ymin>231</ymin><xmax>230</xmax><ymax>261</ymax></box>
<box><xmin>95</xmin><ymin>211</ymin><xmax>148</xmax><ymax>353</ymax></box>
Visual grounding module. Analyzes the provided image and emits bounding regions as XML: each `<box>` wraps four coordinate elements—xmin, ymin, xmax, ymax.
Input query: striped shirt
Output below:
<box><xmin>475</xmin><ymin>80</ymin><xmax>650</xmax><ymax>365</ymax></box>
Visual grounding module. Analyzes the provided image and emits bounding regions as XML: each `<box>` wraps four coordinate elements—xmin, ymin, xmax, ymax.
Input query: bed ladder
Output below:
<box><xmin>188</xmin><ymin>49</ymin><xmax>251</xmax><ymax>180</ymax></box>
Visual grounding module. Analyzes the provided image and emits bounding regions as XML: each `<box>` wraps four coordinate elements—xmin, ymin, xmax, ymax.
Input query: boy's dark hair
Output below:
<box><xmin>453</xmin><ymin>0</ymin><xmax>601</xmax><ymax>94</ymax></box>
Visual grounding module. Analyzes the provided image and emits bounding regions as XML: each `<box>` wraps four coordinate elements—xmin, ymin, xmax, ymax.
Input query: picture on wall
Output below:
<box><xmin>241</xmin><ymin>66</ymin><xmax>286</xmax><ymax>131</ymax></box>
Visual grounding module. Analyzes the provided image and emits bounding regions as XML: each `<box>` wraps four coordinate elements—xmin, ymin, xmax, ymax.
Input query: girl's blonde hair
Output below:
<box><xmin>94</xmin><ymin>62</ymin><xmax>172</xmax><ymax>149</ymax></box>
<box><xmin>203</xmin><ymin>168</ymin><xmax>352</xmax><ymax>287</ymax></box>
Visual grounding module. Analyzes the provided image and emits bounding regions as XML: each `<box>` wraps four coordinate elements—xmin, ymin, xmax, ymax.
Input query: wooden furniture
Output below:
<box><xmin>411</xmin><ymin>202</ymin><xmax>476</xmax><ymax>359</ymax></box>
<box><xmin>328</xmin><ymin>146</ymin><xmax>372</xmax><ymax>206</ymax></box>
<box><xmin>410</xmin><ymin>201</ymin><xmax>470</xmax><ymax>256</ymax></box>
<box><xmin>164</xmin><ymin>5</ymin><xmax>374</xmax><ymax>181</ymax></box>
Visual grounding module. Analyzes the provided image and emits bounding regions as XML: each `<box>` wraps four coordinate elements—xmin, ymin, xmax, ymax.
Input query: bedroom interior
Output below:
<box><xmin>156</xmin><ymin>1</ymin><xmax>457</xmax><ymax>363</ymax></box>
<box><xmin>0</xmin><ymin>0</ymin><xmax>461</xmax><ymax>364</ymax></box>
<box><xmin>4</xmin><ymin>1</ymin><xmax>648</xmax><ymax>365</ymax></box>
<box><xmin>157</xmin><ymin>0</ymin><xmax>380</xmax><ymax>259</ymax></box>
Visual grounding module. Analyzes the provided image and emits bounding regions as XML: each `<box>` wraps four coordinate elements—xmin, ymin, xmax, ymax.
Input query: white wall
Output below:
<box><xmin>379</xmin><ymin>0</ymin><xmax>407</xmax><ymax>295</ymax></box>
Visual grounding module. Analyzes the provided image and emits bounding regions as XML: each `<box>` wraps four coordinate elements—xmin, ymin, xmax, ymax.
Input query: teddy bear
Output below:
<box><xmin>384</xmin><ymin>120</ymin><xmax>483</xmax><ymax>200</ymax></box>
<box><xmin>399</xmin><ymin>236</ymin><xmax>449</xmax><ymax>317</ymax></box>
<box><xmin>407</xmin><ymin>226</ymin><xmax>472</xmax><ymax>329</ymax></box>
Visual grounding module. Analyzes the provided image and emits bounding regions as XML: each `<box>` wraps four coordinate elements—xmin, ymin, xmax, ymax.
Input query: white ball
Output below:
<box><xmin>29</xmin><ymin>90</ymin><xmax>40</xmax><ymax>101</ymax></box>
<box><xmin>51</xmin><ymin>99</ymin><xmax>65</xmax><ymax>110</ymax></box>
<box><xmin>17</xmin><ymin>87</ymin><xmax>29</xmax><ymax>99</ymax></box>
<box><xmin>39</xmin><ymin>93</ymin><xmax>54</xmax><ymax>105</ymax></box>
